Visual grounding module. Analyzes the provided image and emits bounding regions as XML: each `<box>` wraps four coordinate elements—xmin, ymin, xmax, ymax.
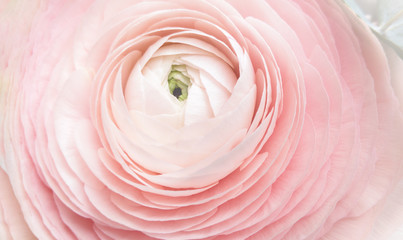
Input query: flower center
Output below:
<box><xmin>168</xmin><ymin>65</ymin><xmax>191</xmax><ymax>101</ymax></box>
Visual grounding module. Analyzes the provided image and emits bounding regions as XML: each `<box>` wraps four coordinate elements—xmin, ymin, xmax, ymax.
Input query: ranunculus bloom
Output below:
<box><xmin>1</xmin><ymin>0</ymin><xmax>403</xmax><ymax>239</ymax></box>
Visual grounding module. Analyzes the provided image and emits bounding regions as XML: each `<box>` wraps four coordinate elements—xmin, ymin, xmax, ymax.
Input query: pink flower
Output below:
<box><xmin>1</xmin><ymin>0</ymin><xmax>403</xmax><ymax>239</ymax></box>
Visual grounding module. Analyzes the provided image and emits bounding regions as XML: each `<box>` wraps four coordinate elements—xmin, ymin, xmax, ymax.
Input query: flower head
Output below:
<box><xmin>1</xmin><ymin>0</ymin><xmax>403</xmax><ymax>239</ymax></box>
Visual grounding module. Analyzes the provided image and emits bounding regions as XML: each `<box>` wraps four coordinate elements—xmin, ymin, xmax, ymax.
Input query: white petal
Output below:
<box><xmin>344</xmin><ymin>0</ymin><xmax>403</xmax><ymax>57</ymax></box>
<box><xmin>184</xmin><ymin>82</ymin><xmax>214</xmax><ymax>125</ymax></box>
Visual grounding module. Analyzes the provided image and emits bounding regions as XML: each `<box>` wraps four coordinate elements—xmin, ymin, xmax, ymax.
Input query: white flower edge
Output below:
<box><xmin>344</xmin><ymin>1</ymin><xmax>403</xmax><ymax>239</ymax></box>
<box><xmin>344</xmin><ymin>0</ymin><xmax>403</xmax><ymax>58</ymax></box>
<box><xmin>343</xmin><ymin>0</ymin><xmax>403</xmax><ymax>113</ymax></box>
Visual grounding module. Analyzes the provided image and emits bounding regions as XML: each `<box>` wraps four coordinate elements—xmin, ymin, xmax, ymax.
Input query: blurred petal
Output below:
<box><xmin>0</xmin><ymin>169</ymin><xmax>35</xmax><ymax>240</ymax></box>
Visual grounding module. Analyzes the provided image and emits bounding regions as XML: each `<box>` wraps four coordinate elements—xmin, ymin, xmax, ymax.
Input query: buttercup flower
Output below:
<box><xmin>1</xmin><ymin>0</ymin><xmax>403</xmax><ymax>239</ymax></box>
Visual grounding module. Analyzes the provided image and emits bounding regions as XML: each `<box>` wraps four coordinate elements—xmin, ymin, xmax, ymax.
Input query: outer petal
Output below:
<box><xmin>0</xmin><ymin>169</ymin><xmax>35</xmax><ymax>240</ymax></box>
<box><xmin>384</xmin><ymin>43</ymin><xmax>403</xmax><ymax>112</ymax></box>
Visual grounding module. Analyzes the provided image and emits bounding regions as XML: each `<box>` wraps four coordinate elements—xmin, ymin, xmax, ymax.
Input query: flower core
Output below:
<box><xmin>168</xmin><ymin>65</ymin><xmax>191</xmax><ymax>101</ymax></box>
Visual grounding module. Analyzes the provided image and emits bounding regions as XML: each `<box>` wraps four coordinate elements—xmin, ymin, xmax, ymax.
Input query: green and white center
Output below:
<box><xmin>168</xmin><ymin>65</ymin><xmax>191</xmax><ymax>101</ymax></box>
